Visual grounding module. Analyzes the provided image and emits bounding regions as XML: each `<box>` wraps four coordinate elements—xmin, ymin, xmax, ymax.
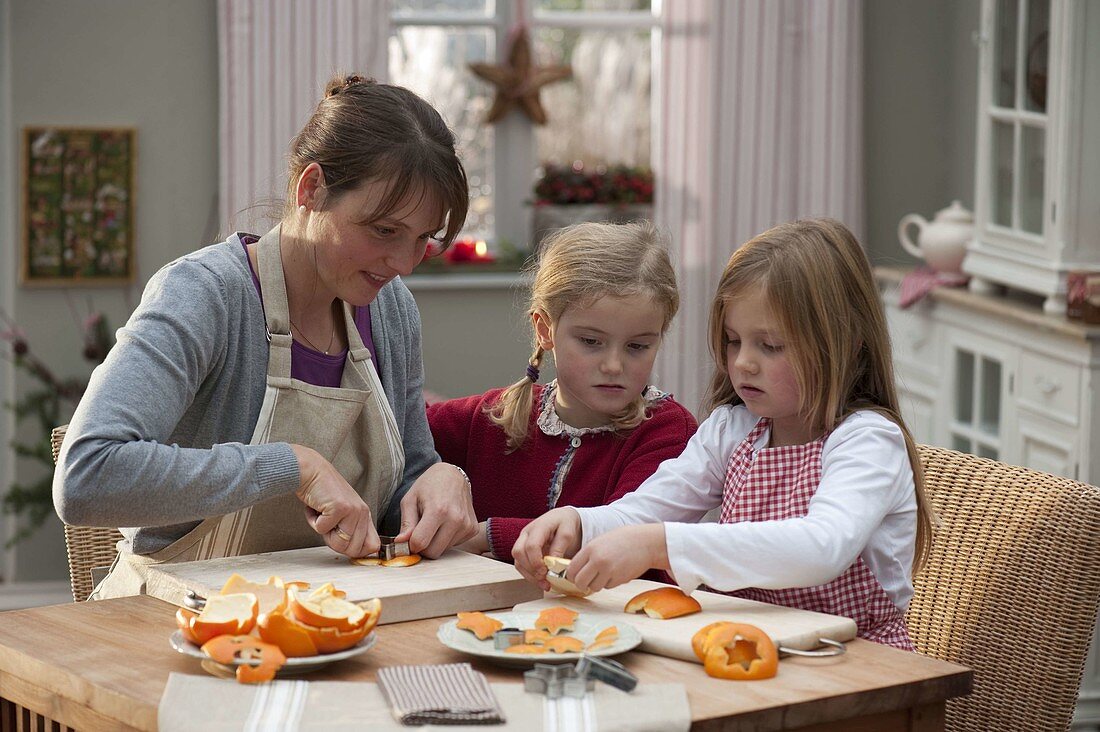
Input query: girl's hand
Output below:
<box><xmin>292</xmin><ymin>444</ymin><xmax>380</xmax><ymax>559</ymax></box>
<box><xmin>393</xmin><ymin>463</ymin><xmax>479</xmax><ymax>559</ymax></box>
<box><xmin>567</xmin><ymin>524</ymin><xmax>669</xmax><ymax>593</ymax></box>
<box><xmin>512</xmin><ymin>508</ymin><xmax>583</xmax><ymax>590</ymax></box>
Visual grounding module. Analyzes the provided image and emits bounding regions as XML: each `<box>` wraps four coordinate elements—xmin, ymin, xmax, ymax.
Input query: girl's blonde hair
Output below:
<box><xmin>702</xmin><ymin>218</ymin><xmax>934</xmax><ymax>573</ymax></box>
<box><xmin>489</xmin><ymin>220</ymin><xmax>679</xmax><ymax>451</ymax></box>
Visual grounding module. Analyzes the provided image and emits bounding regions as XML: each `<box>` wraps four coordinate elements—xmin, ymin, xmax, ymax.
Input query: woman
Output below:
<box><xmin>54</xmin><ymin>76</ymin><xmax>478</xmax><ymax>598</ymax></box>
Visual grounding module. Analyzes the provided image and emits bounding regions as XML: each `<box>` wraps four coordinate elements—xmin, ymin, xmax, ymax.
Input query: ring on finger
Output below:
<box><xmin>334</xmin><ymin>527</ymin><xmax>352</xmax><ymax>542</ymax></box>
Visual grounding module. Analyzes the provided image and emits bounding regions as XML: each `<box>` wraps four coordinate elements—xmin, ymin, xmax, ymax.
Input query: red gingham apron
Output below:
<box><xmin>719</xmin><ymin>417</ymin><xmax>914</xmax><ymax>650</ymax></box>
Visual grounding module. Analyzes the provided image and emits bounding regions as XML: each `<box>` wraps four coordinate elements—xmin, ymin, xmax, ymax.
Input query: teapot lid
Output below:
<box><xmin>935</xmin><ymin>200</ymin><xmax>974</xmax><ymax>224</ymax></box>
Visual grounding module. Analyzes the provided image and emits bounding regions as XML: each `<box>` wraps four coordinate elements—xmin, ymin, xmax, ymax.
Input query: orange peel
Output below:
<box><xmin>455</xmin><ymin>611</ymin><xmax>503</xmax><ymax>640</ymax></box>
<box><xmin>534</xmin><ymin>606</ymin><xmax>578</xmax><ymax>635</ymax></box>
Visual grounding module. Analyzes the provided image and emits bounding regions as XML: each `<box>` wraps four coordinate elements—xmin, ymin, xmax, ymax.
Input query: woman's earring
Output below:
<box><xmin>298</xmin><ymin>204</ymin><xmax>307</xmax><ymax>215</ymax></box>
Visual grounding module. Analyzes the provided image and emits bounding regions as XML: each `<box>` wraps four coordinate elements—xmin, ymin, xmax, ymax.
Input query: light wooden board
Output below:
<box><xmin>144</xmin><ymin>547</ymin><xmax>542</xmax><ymax>625</ymax></box>
<box><xmin>514</xmin><ymin>579</ymin><xmax>858</xmax><ymax>662</ymax></box>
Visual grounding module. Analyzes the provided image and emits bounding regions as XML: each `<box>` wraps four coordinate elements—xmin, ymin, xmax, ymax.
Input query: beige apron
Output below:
<box><xmin>92</xmin><ymin>226</ymin><xmax>405</xmax><ymax>599</ymax></box>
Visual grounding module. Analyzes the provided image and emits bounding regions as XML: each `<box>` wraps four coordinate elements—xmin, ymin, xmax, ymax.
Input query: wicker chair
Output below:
<box><xmin>908</xmin><ymin>445</ymin><xmax>1100</xmax><ymax>732</ymax></box>
<box><xmin>50</xmin><ymin>425</ymin><xmax>123</xmax><ymax>603</ymax></box>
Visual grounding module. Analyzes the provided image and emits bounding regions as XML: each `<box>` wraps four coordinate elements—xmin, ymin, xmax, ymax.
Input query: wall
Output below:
<box><xmin>4</xmin><ymin>0</ymin><xmax>218</xmax><ymax>584</ymax></box>
<box><xmin>864</xmin><ymin>0</ymin><xmax>980</xmax><ymax>265</ymax></box>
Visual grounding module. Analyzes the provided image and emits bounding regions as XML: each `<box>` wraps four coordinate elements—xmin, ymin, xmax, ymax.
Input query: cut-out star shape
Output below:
<box><xmin>469</xmin><ymin>28</ymin><xmax>572</xmax><ymax>126</ymax></box>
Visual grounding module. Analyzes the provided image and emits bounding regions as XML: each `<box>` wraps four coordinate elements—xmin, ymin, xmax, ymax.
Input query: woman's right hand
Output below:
<box><xmin>291</xmin><ymin>444</ymin><xmax>380</xmax><ymax>559</ymax></box>
<box><xmin>512</xmin><ymin>507</ymin><xmax>583</xmax><ymax>590</ymax></box>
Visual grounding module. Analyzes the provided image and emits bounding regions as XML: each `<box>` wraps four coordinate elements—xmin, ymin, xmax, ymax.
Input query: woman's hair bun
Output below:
<box><xmin>324</xmin><ymin>74</ymin><xmax>375</xmax><ymax>98</ymax></box>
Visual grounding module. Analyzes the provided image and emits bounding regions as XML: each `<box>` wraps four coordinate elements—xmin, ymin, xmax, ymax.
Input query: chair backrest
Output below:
<box><xmin>908</xmin><ymin>445</ymin><xmax>1100</xmax><ymax>732</ymax></box>
<box><xmin>50</xmin><ymin>425</ymin><xmax>124</xmax><ymax>602</ymax></box>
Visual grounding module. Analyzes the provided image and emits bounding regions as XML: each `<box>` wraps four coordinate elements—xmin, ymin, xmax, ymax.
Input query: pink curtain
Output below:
<box><xmin>655</xmin><ymin>0</ymin><xmax>864</xmax><ymax>416</ymax></box>
<box><xmin>218</xmin><ymin>0</ymin><xmax>390</xmax><ymax>234</ymax></box>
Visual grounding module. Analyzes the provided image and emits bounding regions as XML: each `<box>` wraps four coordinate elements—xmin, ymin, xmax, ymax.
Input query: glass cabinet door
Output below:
<box><xmin>983</xmin><ymin>0</ymin><xmax>1051</xmax><ymax>245</ymax></box>
<box><xmin>950</xmin><ymin>348</ymin><xmax>1005</xmax><ymax>460</ymax></box>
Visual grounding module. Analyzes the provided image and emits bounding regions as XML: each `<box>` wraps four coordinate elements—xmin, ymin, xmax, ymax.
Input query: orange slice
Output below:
<box><xmin>455</xmin><ymin>611</ymin><xmax>503</xmax><ymax>640</ymax></box>
<box><xmin>534</xmin><ymin>606</ymin><xmax>578</xmax><ymax>636</ymax></box>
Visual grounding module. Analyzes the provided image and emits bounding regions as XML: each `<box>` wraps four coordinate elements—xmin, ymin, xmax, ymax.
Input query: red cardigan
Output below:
<box><xmin>427</xmin><ymin>385</ymin><xmax>698</xmax><ymax>560</ymax></box>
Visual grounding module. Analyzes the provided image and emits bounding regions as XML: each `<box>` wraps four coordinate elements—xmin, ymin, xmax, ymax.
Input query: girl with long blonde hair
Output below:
<box><xmin>513</xmin><ymin>218</ymin><xmax>933</xmax><ymax>651</ymax></box>
<box><xmin>428</xmin><ymin>221</ymin><xmax>697</xmax><ymax>560</ymax></box>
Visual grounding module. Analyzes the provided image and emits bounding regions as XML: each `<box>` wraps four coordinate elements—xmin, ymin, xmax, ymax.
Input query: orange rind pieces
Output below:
<box><xmin>524</xmin><ymin>628</ymin><xmax>553</xmax><ymax>644</ymax></box>
<box><xmin>176</xmin><ymin>592</ymin><xmax>259</xmax><ymax>646</ymax></box>
<box><xmin>218</xmin><ymin>574</ymin><xmax>294</xmax><ymax>615</ymax></box>
<box><xmin>692</xmin><ymin>622</ymin><xmax>736</xmax><ymax>662</ymax></box>
<box><xmin>586</xmin><ymin>625</ymin><xmax>619</xmax><ymax>652</ymax></box>
<box><xmin>455</xmin><ymin>611</ymin><xmax>504</xmax><ymax>640</ymax></box>
<box><xmin>201</xmin><ymin>634</ymin><xmax>287</xmax><ymax>684</ymax></box>
<box><xmin>534</xmin><ymin>606</ymin><xmax>578</xmax><ymax>636</ymax></box>
<box><xmin>504</xmin><ymin>644</ymin><xmax>547</xmax><ymax>654</ymax></box>
<box><xmin>542</xmin><ymin>636</ymin><xmax>585</xmax><ymax>653</ymax></box>
<box><xmin>350</xmin><ymin>554</ymin><xmax>422</xmax><ymax>567</ymax></box>
<box><xmin>287</xmin><ymin>584</ymin><xmax>372</xmax><ymax>633</ymax></box>
<box><xmin>542</xmin><ymin>556</ymin><xmax>592</xmax><ymax>598</ymax></box>
<box><xmin>624</xmin><ymin>587</ymin><xmax>702</xmax><ymax>619</ymax></box>
<box><xmin>257</xmin><ymin>597</ymin><xmax>380</xmax><ymax>657</ymax></box>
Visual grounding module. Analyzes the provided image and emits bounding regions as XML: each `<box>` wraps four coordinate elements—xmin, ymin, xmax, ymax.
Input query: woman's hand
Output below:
<box><xmin>392</xmin><ymin>463</ymin><xmax>478</xmax><ymax>559</ymax></box>
<box><xmin>455</xmin><ymin>521</ymin><xmax>490</xmax><ymax>555</ymax></box>
<box><xmin>291</xmin><ymin>444</ymin><xmax>380</xmax><ymax>559</ymax></box>
<box><xmin>567</xmin><ymin>524</ymin><xmax>669</xmax><ymax>593</ymax></box>
<box><xmin>512</xmin><ymin>508</ymin><xmax>583</xmax><ymax>590</ymax></box>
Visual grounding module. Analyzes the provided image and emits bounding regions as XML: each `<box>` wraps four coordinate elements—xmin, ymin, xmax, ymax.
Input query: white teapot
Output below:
<box><xmin>897</xmin><ymin>201</ymin><xmax>973</xmax><ymax>274</ymax></box>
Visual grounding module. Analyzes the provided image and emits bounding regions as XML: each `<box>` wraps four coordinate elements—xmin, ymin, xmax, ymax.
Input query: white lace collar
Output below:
<box><xmin>536</xmin><ymin>380</ymin><xmax>670</xmax><ymax>438</ymax></box>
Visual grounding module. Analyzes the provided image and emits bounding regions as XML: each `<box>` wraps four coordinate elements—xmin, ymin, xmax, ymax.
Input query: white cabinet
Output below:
<box><xmin>966</xmin><ymin>0</ymin><xmax>1100</xmax><ymax>314</ymax></box>
<box><xmin>878</xmin><ymin>267</ymin><xmax>1100</xmax><ymax>727</ymax></box>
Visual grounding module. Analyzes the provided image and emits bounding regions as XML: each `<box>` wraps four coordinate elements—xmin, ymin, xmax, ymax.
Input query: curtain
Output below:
<box><xmin>218</xmin><ymin>0</ymin><xmax>390</xmax><ymax>234</ymax></box>
<box><xmin>655</xmin><ymin>0</ymin><xmax>864</xmax><ymax>416</ymax></box>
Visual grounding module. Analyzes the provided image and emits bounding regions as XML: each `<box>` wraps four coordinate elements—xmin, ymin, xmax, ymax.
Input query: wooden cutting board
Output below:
<box><xmin>144</xmin><ymin>547</ymin><xmax>542</xmax><ymax>625</ymax></box>
<box><xmin>514</xmin><ymin>579</ymin><xmax>858</xmax><ymax>663</ymax></box>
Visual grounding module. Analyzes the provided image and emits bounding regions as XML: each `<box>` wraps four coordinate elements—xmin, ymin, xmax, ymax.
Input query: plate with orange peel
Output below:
<box><xmin>437</xmin><ymin>610</ymin><xmax>642</xmax><ymax>669</ymax></box>
<box><xmin>171</xmin><ymin>574</ymin><xmax>382</xmax><ymax>679</ymax></box>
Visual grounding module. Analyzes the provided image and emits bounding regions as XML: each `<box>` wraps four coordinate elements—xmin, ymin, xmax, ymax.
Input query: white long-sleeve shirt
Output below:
<box><xmin>575</xmin><ymin>405</ymin><xmax>918</xmax><ymax>610</ymax></box>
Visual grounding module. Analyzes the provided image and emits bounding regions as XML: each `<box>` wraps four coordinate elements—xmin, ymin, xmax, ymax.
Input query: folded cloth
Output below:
<box><xmin>378</xmin><ymin>663</ymin><xmax>505</xmax><ymax>725</ymax></box>
<box><xmin>898</xmin><ymin>266</ymin><xmax>970</xmax><ymax>308</ymax></box>
<box><xmin>158</xmin><ymin>673</ymin><xmax>688</xmax><ymax>731</ymax></box>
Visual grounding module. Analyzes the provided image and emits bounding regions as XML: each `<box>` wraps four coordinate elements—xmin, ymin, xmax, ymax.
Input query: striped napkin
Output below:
<box><xmin>377</xmin><ymin>663</ymin><xmax>505</xmax><ymax>725</ymax></box>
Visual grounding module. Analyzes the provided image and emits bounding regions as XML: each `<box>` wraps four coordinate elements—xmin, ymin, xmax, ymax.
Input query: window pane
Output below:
<box><xmin>956</xmin><ymin>350</ymin><xmax>975</xmax><ymax>424</ymax></box>
<box><xmin>389</xmin><ymin>26</ymin><xmax>495</xmax><ymax>236</ymax></box>
<box><xmin>393</xmin><ymin>0</ymin><xmax>491</xmax><ymax>15</ymax></box>
<box><xmin>992</xmin><ymin>120</ymin><xmax>1014</xmax><ymax>227</ymax></box>
<box><xmin>533</xmin><ymin>27</ymin><xmax>651</xmax><ymax>168</ymax></box>
<box><xmin>1024</xmin><ymin>0</ymin><xmax>1050</xmax><ymax>113</ymax></box>
<box><xmin>952</xmin><ymin>435</ymin><xmax>972</xmax><ymax>453</ymax></box>
<box><xmin>995</xmin><ymin>0</ymin><xmax>1018</xmax><ymax>108</ymax></box>
<box><xmin>977</xmin><ymin>443</ymin><xmax>999</xmax><ymax>460</ymax></box>
<box><xmin>979</xmin><ymin>357</ymin><xmax>1001</xmax><ymax>436</ymax></box>
<box><xmin>535</xmin><ymin>0</ymin><xmax>652</xmax><ymax>10</ymax></box>
<box><xmin>1021</xmin><ymin>124</ymin><xmax>1045</xmax><ymax>234</ymax></box>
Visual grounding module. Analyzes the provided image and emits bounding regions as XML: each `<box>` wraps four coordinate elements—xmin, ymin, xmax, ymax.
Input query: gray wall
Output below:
<box><xmin>4</xmin><ymin>0</ymin><xmax>218</xmax><ymax>581</ymax></box>
<box><xmin>0</xmin><ymin>0</ymin><xmax>980</xmax><ymax>584</ymax></box>
<box><xmin>864</xmin><ymin>0</ymin><xmax>980</xmax><ymax>266</ymax></box>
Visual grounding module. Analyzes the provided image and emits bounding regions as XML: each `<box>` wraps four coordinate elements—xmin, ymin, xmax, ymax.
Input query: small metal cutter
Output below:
<box><xmin>524</xmin><ymin>663</ymin><xmax>595</xmax><ymax>699</ymax></box>
<box><xmin>575</xmin><ymin>655</ymin><xmax>637</xmax><ymax>693</ymax></box>
<box><xmin>493</xmin><ymin>627</ymin><xmax>526</xmax><ymax>651</ymax></box>
<box><xmin>374</xmin><ymin>535</ymin><xmax>411</xmax><ymax>561</ymax></box>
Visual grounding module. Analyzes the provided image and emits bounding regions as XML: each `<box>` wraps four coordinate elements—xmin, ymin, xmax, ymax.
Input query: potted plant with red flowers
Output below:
<box><xmin>531</xmin><ymin>162</ymin><xmax>654</xmax><ymax>250</ymax></box>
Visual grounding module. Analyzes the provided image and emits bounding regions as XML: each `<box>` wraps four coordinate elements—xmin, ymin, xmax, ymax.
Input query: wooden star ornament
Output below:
<box><xmin>469</xmin><ymin>28</ymin><xmax>572</xmax><ymax>126</ymax></box>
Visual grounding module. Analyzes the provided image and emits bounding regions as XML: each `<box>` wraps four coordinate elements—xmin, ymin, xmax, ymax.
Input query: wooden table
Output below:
<box><xmin>0</xmin><ymin>595</ymin><xmax>970</xmax><ymax>731</ymax></box>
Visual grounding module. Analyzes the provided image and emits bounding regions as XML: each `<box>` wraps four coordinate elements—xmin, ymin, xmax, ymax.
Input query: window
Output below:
<box><xmin>390</xmin><ymin>0</ymin><xmax>659</xmax><ymax>252</ymax></box>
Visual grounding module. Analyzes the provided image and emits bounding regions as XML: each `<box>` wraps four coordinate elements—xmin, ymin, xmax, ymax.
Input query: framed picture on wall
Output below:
<box><xmin>21</xmin><ymin>127</ymin><xmax>135</xmax><ymax>285</ymax></box>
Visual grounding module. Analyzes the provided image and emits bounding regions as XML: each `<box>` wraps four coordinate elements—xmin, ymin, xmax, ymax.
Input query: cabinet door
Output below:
<box><xmin>1015</xmin><ymin>414</ymin><xmax>1079</xmax><ymax>478</ymax></box>
<box><xmin>941</xmin><ymin>327</ymin><xmax>1017</xmax><ymax>461</ymax></box>
<box><xmin>976</xmin><ymin>0</ymin><xmax>1053</xmax><ymax>257</ymax></box>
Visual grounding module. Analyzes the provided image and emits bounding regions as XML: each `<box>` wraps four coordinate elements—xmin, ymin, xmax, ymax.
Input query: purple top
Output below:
<box><xmin>239</xmin><ymin>235</ymin><xmax>379</xmax><ymax>387</ymax></box>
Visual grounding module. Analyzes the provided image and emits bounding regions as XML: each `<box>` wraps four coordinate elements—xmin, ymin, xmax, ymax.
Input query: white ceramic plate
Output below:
<box><xmin>169</xmin><ymin>630</ymin><xmax>377</xmax><ymax>675</ymax></box>
<box><xmin>437</xmin><ymin>611</ymin><xmax>641</xmax><ymax>669</ymax></box>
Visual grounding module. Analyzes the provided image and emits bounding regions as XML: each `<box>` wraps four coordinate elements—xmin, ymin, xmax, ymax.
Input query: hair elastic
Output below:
<box><xmin>526</xmin><ymin>364</ymin><xmax>540</xmax><ymax>382</ymax></box>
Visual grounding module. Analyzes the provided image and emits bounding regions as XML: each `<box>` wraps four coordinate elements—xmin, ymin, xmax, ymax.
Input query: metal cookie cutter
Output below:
<box><xmin>778</xmin><ymin>639</ymin><xmax>847</xmax><ymax>657</ymax></box>
<box><xmin>183</xmin><ymin>590</ymin><xmax>207</xmax><ymax>611</ymax></box>
<box><xmin>375</xmin><ymin>535</ymin><xmax>411</xmax><ymax>561</ymax></box>
<box><xmin>524</xmin><ymin>663</ymin><xmax>595</xmax><ymax>699</ymax></box>
<box><xmin>574</xmin><ymin>655</ymin><xmax>637</xmax><ymax>693</ymax></box>
<box><xmin>493</xmin><ymin>627</ymin><xmax>526</xmax><ymax>651</ymax></box>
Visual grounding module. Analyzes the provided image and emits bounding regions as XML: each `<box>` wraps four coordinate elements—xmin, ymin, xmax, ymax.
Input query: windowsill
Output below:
<box><xmin>403</xmin><ymin>270</ymin><xmax>527</xmax><ymax>291</ymax></box>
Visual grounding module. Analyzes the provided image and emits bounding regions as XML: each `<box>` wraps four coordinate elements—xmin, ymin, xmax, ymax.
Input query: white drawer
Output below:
<box><xmin>1017</xmin><ymin>351</ymin><xmax>1082</xmax><ymax>427</ymax></box>
<box><xmin>886</xmin><ymin>303</ymin><xmax>940</xmax><ymax>379</ymax></box>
